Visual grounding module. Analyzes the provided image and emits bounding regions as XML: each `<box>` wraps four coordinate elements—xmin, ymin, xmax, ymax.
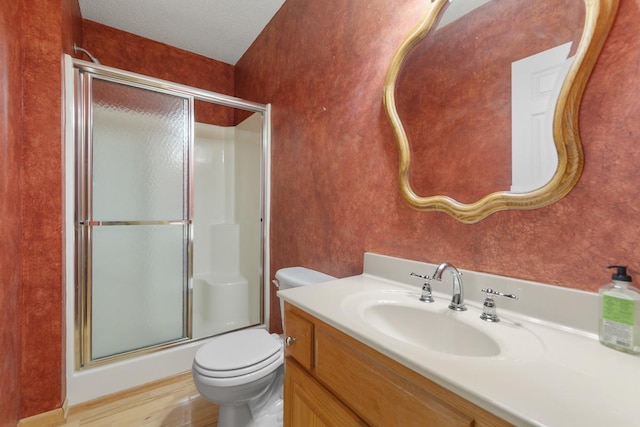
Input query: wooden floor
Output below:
<box><xmin>52</xmin><ymin>372</ymin><xmax>219</xmax><ymax>426</ymax></box>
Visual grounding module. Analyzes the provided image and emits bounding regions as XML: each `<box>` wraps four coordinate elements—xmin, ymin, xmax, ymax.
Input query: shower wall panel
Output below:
<box><xmin>235</xmin><ymin>114</ymin><xmax>263</xmax><ymax>325</ymax></box>
<box><xmin>192</xmin><ymin>118</ymin><xmax>262</xmax><ymax>338</ymax></box>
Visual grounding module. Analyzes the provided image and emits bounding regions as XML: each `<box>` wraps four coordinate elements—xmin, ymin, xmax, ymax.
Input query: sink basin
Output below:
<box><xmin>342</xmin><ymin>289</ymin><xmax>544</xmax><ymax>361</ymax></box>
<box><xmin>364</xmin><ymin>303</ymin><xmax>500</xmax><ymax>357</ymax></box>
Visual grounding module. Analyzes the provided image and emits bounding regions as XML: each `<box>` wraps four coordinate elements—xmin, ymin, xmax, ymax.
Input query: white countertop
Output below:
<box><xmin>278</xmin><ymin>253</ymin><xmax>640</xmax><ymax>427</ymax></box>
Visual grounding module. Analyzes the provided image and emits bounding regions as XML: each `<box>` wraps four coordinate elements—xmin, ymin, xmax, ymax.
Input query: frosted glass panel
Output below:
<box><xmin>91</xmin><ymin>78</ymin><xmax>188</xmax><ymax>221</ymax></box>
<box><xmin>91</xmin><ymin>225</ymin><xmax>186</xmax><ymax>359</ymax></box>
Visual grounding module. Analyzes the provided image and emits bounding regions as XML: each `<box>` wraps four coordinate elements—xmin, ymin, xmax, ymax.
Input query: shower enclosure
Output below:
<box><xmin>66</xmin><ymin>56</ymin><xmax>270</xmax><ymax>378</ymax></box>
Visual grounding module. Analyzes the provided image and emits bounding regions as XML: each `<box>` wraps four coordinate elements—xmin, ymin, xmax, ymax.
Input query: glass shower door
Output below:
<box><xmin>77</xmin><ymin>73</ymin><xmax>192</xmax><ymax>366</ymax></box>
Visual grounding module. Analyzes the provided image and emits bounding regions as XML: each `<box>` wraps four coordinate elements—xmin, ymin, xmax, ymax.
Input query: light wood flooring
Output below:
<box><xmin>51</xmin><ymin>372</ymin><xmax>219</xmax><ymax>426</ymax></box>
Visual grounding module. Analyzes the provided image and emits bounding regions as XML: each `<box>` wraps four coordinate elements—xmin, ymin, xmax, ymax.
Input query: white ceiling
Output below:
<box><xmin>78</xmin><ymin>0</ymin><xmax>286</xmax><ymax>65</ymax></box>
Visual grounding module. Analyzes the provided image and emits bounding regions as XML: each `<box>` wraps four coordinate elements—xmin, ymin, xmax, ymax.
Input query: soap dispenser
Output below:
<box><xmin>599</xmin><ymin>265</ymin><xmax>640</xmax><ymax>355</ymax></box>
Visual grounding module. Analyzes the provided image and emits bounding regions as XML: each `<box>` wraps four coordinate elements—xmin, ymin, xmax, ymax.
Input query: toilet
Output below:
<box><xmin>192</xmin><ymin>267</ymin><xmax>335</xmax><ymax>427</ymax></box>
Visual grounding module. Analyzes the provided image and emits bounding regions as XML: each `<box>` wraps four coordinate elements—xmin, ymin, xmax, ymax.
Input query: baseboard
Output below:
<box><xmin>17</xmin><ymin>399</ymin><xmax>67</xmax><ymax>426</ymax></box>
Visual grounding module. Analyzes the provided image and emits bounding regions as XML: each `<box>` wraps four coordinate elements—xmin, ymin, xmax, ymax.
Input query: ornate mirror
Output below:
<box><xmin>384</xmin><ymin>0</ymin><xmax>618</xmax><ymax>223</ymax></box>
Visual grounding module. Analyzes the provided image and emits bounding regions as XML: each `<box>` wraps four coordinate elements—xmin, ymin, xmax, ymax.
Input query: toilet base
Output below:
<box><xmin>207</xmin><ymin>366</ymin><xmax>284</xmax><ymax>427</ymax></box>
<box><xmin>250</xmin><ymin>398</ymin><xmax>283</xmax><ymax>427</ymax></box>
<box><xmin>218</xmin><ymin>404</ymin><xmax>252</xmax><ymax>427</ymax></box>
<box><xmin>217</xmin><ymin>397</ymin><xmax>283</xmax><ymax>427</ymax></box>
<box><xmin>217</xmin><ymin>399</ymin><xmax>283</xmax><ymax>427</ymax></box>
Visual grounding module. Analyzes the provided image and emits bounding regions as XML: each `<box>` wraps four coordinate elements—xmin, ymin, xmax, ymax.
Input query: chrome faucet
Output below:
<box><xmin>432</xmin><ymin>262</ymin><xmax>466</xmax><ymax>311</ymax></box>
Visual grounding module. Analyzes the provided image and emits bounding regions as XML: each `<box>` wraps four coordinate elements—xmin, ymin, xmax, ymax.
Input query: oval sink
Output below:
<box><xmin>342</xmin><ymin>289</ymin><xmax>544</xmax><ymax>361</ymax></box>
<box><xmin>364</xmin><ymin>303</ymin><xmax>500</xmax><ymax>357</ymax></box>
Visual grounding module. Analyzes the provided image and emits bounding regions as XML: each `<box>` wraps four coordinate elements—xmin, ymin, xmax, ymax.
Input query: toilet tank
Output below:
<box><xmin>275</xmin><ymin>267</ymin><xmax>335</xmax><ymax>323</ymax></box>
<box><xmin>276</xmin><ymin>267</ymin><xmax>335</xmax><ymax>291</ymax></box>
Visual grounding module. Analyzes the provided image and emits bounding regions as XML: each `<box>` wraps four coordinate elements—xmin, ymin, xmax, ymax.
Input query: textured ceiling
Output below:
<box><xmin>78</xmin><ymin>0</ymin><xmax>286</xmax><ymax>65</ymax></box>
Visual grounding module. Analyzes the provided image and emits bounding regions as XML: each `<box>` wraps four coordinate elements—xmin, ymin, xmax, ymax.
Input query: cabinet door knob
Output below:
<box><xmin>285</xmin><ymin>336</ymin><xmax>297</xmax><ymax>346</ymax></box>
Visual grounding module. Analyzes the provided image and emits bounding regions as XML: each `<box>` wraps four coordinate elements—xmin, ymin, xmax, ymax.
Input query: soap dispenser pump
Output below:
<box><xmin>599</xmin><ymin>265</ymin><xmax>640</xmax><ymax>355</ymax></box>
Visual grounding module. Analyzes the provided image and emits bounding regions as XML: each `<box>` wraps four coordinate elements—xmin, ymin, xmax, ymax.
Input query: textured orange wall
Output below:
<box><xmin>19</xmin><ymin>0</ymin><xmax>82</xmax><ymax>418</ymax></box>
<box><xmin>236</xmin><ymin>0</ymin><xmax>640</xmax><ymax>333</ymax></box>
<box><xmin>0</xmin><ymin>0</ymin><xmax>23</xmax><ymax>425</ymax></box>
<box><xmin>82</xmin><ymin>20</ymin><xmax>235</xmax><ymax>126</ymax></box>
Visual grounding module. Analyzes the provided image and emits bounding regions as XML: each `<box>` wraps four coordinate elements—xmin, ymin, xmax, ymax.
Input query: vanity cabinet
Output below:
<box><xmin>283</xmin><ymin>302</ymin><xmax>512</xmax><ymax>427</ymax></box>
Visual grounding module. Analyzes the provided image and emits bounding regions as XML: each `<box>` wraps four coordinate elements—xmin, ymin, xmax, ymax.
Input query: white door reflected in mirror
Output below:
<box><xmin>511</xmin><ymin>42</ymin><xmax>574</xmax><ymax>193</ymax></box>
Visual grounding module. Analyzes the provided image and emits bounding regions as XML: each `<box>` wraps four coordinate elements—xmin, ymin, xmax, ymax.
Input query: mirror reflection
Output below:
<box><xmin>395</xmin><ymin>0</ymin><xmax>585</xmax><ymax>203</ymax></box>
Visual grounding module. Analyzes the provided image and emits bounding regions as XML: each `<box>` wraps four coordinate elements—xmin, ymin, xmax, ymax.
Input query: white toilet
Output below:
<box><xmin>192</xmin><ymin>267</ymin><xmax>335</xmax><ymax>427</ymax></box>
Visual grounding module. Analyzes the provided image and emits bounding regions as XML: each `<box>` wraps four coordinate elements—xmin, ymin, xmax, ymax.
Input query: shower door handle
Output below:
<box><xmin>78</xmin><ymin>219</ymin><xmax>192</xmax><ymax>226</ymax></box>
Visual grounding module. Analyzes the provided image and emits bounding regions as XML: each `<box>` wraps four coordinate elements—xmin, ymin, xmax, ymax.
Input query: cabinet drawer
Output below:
<box><xmin>283</xmin><ymin>303</ymin><xmax>314</xmax><ymax>370</ymax></box>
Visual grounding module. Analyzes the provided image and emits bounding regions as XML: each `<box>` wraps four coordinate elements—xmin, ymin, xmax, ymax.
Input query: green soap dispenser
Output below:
<box><xmin>599</xmin><ymin>265</ymin><xmax>640</xmax><ymax>354</ymax></box>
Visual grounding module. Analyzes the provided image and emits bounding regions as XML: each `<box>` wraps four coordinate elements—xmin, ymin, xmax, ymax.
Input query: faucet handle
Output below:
<box><xmin>480</xmin><ymin>288</ymin><xmax>518</xmax><ymax>322</ymax></box>
<box><xmin>410</xmin><ymin>272</ymin><xmax>434</xmax><ymax>303</ymax></box>
<box><xmin>482</xmin><ymin>288</ymin><xmax>518</xmax><ymax>300</ymax></box>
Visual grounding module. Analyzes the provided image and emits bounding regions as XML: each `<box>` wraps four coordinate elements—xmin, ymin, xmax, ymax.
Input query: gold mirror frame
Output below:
<box><xmin>384</xmin><ymin>0</ymin><xmax>619</xmax><ymax>224</ymax></box>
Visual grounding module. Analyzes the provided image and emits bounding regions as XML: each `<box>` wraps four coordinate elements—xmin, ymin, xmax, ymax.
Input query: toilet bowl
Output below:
<box><xmin>192</xmin><ymin>267</ymin><xmax>335</xmax><ymax>427</ymax></box>
<box><xmin>192</xmin><ymin>329</ymin><xmax>284</xmax><ymax>426</ymax></box>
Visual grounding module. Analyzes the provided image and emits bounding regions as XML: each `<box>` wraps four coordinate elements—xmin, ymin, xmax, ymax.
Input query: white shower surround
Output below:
<box><xmin>63</xmin><ymin>55</ymin><xmax>272</xmax><ymax>405</ymax></box>
<box><xmin>192</xmin><ymin>118</ymin><xmax>263</xmax><ymax>339</ymax></box>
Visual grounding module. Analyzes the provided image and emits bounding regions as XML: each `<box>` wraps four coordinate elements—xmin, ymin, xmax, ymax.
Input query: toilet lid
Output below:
<box><xmin>194</xmin><ymin>329</ymin><xmax>281</xmax><ymax>372</ymax></box>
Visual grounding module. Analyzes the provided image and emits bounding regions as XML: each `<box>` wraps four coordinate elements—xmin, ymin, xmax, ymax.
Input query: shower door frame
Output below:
<box><xmin>69</xmin><ymin>57</ymin><xmax>271</xmax><ymax>370</ymax></box>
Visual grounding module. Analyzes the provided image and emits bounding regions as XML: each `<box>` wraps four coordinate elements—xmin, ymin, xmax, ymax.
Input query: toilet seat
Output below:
<box><xmin>193</xmin><ymin>352</ymin><xmax>283</xmax><ymax>388</ymax></box>
<box><xmin>194</xmin><ymin>349</ymin><xmax>282</xmax><ymax>379</ymax></box>
<box><xmin>194</xmin><ymin>329</ymin><xmax>283</xmax><ymax>381</ymax></box>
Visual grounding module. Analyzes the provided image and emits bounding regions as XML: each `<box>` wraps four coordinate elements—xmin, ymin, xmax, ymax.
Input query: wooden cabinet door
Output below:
<box><xmin>284</xmin><ymin>359</ymin><xmax>366</xmax><ymax>427</ymax></box>
<box><xmin>315</xmin><ymin>326</ymin><xmax>474</xmax><ymax>427</ymax></box>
